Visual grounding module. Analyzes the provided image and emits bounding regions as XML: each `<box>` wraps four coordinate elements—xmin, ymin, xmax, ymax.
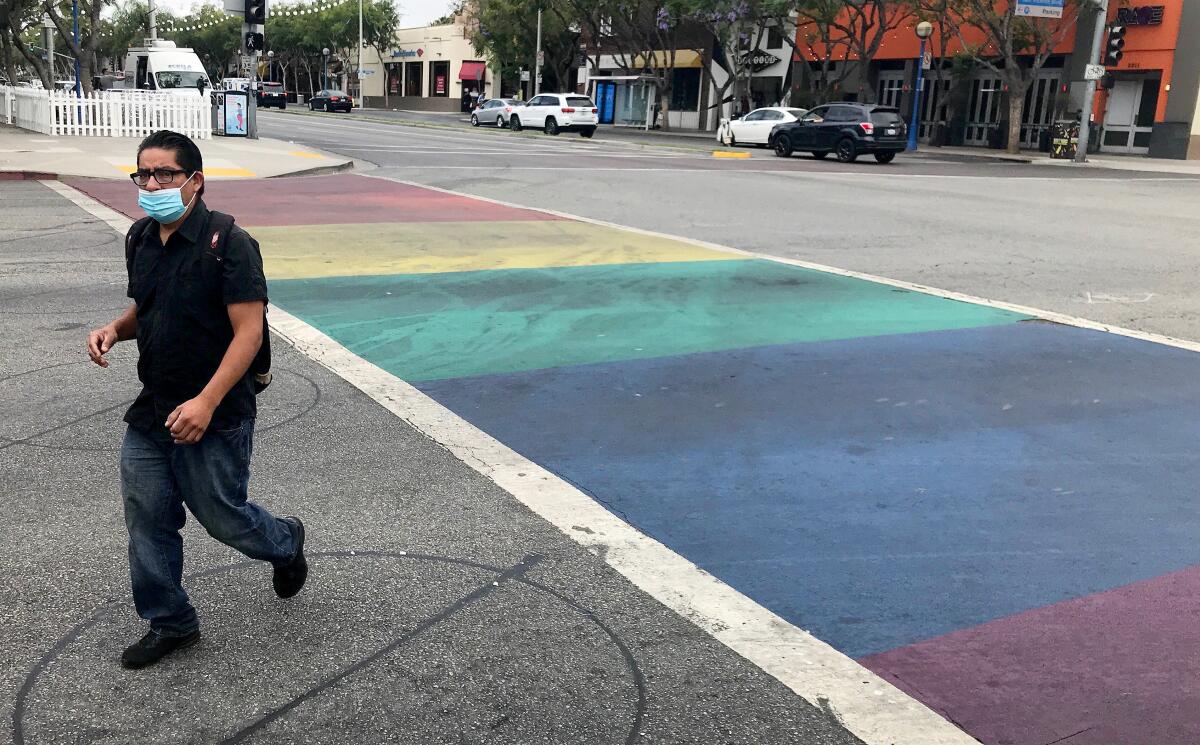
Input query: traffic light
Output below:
<box><xmin>1104</xmin><ymin>24</ymin><xmax>1126</xmax><ymax>66</ymax></box>
<box><xmin>245</xmin><ymin>31</ymin><xmax>265</xmax><ymax>53</ymax></box>
<box><xmin>244</xmin><ymin>0</ymin><xmax>266</xmax><ymax>24</ymax></box>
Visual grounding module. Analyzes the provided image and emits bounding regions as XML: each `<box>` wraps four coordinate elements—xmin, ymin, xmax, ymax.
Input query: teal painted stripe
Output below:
<box><xmin>271</xmin><ymin>259</ymin><xmax>1029</xmax><ymax>382</ymax></box>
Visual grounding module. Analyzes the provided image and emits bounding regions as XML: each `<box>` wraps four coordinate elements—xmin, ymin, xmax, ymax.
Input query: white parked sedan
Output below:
<box><xmin>717</xmin><ymin>107</ymin><xmax>808</xmax><ymax>147</ymax></box>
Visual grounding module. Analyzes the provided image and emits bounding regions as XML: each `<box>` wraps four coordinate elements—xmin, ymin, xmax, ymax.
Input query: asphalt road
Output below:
<box><xmin>258</xmin><ymin>109</ymin><xmax>1200</xmax><ymax>344</ymax></box>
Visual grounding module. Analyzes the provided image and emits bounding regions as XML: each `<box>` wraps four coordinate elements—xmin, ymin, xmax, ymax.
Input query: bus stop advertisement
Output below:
<box><xmin>214</xmin><ymin>89</ymin><xmax>250</xmax><ymax>137</ymax></box>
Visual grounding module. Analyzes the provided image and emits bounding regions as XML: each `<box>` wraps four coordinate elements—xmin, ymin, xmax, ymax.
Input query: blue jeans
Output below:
<box><xmin>120</xmin><ymin>419</ymin><xmax>297</xmax><ymax>636</ymax></box>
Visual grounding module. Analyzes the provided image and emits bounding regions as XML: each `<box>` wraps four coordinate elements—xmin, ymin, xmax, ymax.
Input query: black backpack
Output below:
<box><xmin>126</xmin><ymin>212</ymin><xmax>273</xmax><ymax>393</ymax></box>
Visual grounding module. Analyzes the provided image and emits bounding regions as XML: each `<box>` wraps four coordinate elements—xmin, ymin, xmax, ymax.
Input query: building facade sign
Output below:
<box><xmin>391</xmin><ymin>48</ymin><xmax>424</xmax><ymax>58</ymax></box>
<box><xmin>1116</xmin><ymin>6</ymin><xmax>1165</xmax><ymax>26</ymax></box>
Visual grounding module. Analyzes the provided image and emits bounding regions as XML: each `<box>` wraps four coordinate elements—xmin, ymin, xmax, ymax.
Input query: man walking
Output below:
<box><xmin>87</xmin><ymin>130</ymin><xmax>308</xmax><ymax>670</ymax></box>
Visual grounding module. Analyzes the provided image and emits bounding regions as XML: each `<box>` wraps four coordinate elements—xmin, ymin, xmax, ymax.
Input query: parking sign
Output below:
<box><xmin>1015</xmin><ymin>0</ymin><xmax>1064</xmax><ymax>18</ymax></box>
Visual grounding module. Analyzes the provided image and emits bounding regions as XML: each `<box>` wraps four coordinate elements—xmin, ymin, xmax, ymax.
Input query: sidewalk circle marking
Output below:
<box><xmin>13</xmin><ymin>551</ymin><xmax>647</xmax><ymax>745</ymax></box>
<box><xmin>0</xmin><ymin>360</ymin><xmax>322</xmax><ymax>452</ymax></box>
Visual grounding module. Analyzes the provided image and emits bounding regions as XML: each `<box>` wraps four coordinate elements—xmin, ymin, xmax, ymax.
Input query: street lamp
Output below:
<box><xmin>907</xmin><ymin>20</ymin><xmax>934</xmax><ymax>152</ymax></box>
<box><xmin>267</xmin><ymin>49</ymin><xmax>275</xmax><ymax>82</ymax></box>
<box><xmin>322</xmin><ymin>47</ymin><xmax>331</xmax><ymax>90</ymax></box>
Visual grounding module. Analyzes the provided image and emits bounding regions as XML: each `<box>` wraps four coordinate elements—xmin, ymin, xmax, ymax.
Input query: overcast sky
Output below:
<box><xmin>152</xmin><ymin>0</ymin><xmax>454</xmax><ymax>29</ymax></box>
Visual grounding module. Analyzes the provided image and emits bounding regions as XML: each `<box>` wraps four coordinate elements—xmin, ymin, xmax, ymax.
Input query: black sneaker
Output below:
<box><xmin>273</xmin><ymin>516</ymin><xmax>308</xmax><ymax>599</ymax></box>
<box><xmin>120</xmin><ymin>630</ymin><xmax>201</xmax><ymax>669</ymax></box>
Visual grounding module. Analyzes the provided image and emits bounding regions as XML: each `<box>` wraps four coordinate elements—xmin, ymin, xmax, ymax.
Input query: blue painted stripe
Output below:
<box><xmin>417</xmin><ymin>323</ymin><xmax>1200</xmax><ymax>657</ymax></box>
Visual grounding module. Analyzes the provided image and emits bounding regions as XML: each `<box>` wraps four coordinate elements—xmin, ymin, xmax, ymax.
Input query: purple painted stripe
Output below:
<box><xmin>860</xmin><ymin>564</ymin><xmax>1200</xmax><ymax>745</ymax></box>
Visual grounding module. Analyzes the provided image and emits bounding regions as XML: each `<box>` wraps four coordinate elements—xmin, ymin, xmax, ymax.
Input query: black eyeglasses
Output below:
<box><xmin>130</xmin><ymin>168</ymin><xmax>191</xmax><ymax>186</ymax></box>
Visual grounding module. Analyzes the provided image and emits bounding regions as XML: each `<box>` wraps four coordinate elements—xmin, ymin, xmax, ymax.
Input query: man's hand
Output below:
<box><xmin>87</xmin><ymin>325</ymin><xmax>119</xmax><ymax>367</ymax></box>
<box><xmin>165</xmin><ymin>397</ymin><xmax>216</xmax><ymax>445</ymax></box>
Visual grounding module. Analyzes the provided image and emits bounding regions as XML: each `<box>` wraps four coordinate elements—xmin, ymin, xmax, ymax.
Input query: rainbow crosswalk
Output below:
<box><xmin>71</xmin><ymin>173</ymin><xmax>1200</xmax><ymax>745</ymax></box>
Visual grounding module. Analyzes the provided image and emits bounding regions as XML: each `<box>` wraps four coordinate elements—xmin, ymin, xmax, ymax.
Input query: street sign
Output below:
<box><xmin>1015</xmin><ymin>0</ymin><xmax>1064</xmax><ymax>18</ymax></box>
<box><xmin>922</xmin><ymin>50</ymin><xmax>932</xmax><ymax>70</ymax></box>
<box><xmin>536</xmin><ymin>50</ymin><xmax>545</xmax><ymax>64</ymax></box>
<box><xmin>1084</xmin><ymin>63</ymin><xmax>1107</xmax><ymax>81</ymax></box>
<box><xmin>360</xmin><ymin>69</ymin><xmax>375</xmax><ymax>75</ymax></box>
<box><xmin>520</xmin><ymin>70</ymin><xmax>530</xmax><ymax>82</ymax></box>
<box><xmin>239</xmin><ymin>55</ymin><xmax>254</xmax><ymax>76</ymax></box>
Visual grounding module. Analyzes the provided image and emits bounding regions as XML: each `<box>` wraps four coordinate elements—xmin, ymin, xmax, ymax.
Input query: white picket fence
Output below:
<box><xmin>2</xmin><ymin>86</ymin><xmax>211</xmax><ymax>139</ymax></box>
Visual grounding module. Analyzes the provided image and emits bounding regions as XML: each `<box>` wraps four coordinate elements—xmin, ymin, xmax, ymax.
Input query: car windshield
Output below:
<box><xmin>155</xmin><ymin>71</ymin><xmax>208</xmax><ymax>89</ymax></box>
<box><xmin>871</xmin><ymin>108</ymin><xmax>904</xmax><ymax>126</ymax></box>
<box><xmin>262</xmin><ymin>82</ymin><xmax>282</xmax><ymax>90</ymax></box>
<box><xmin>566</xmin><ymin>96</ymin><xmax>595</xmax><ymax>108</ymax></box>
<box><xmin>504</xmin><ymin>99</ymin><xmax>524</xmax><ymax>106</ymax></box>
<box><xmin>328</xmin><ymin>91</ymin><xmax>349</xmax><ymax>97</ymax></box>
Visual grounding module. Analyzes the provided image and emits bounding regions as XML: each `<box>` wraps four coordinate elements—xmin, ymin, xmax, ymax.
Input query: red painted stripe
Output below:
<box><xmin>860</xmin><ymin>565</ymin><xmax>1200</xmax><ymax>745</ymax></box>
<box><xmin>64</xmin><ymin>173</ymin><xmax>562</xmax><ymax>226</ymax></box>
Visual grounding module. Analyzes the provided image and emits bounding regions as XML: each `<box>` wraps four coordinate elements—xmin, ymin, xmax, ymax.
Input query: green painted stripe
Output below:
<box><xmin>271</xmin><ymin>259</ymin><xmax>1029</xmax><ymax>382</ymax></box>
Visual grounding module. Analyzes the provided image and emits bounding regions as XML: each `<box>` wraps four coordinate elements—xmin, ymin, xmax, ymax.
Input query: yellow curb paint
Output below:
<box><xmin>111</xmin><ymin>164</ymin><xmax>257</xmax><ymax>178</ymax></box>
<box><xmin>712</xmin><ymin>151</ymin><xmax>751</xmax><ymax>159</ymax></box>
<box><xmin>288</xmin><ymin>150</ymin><xmax>330</xmax><ymax>159</ymax></box>
<box><xmin>255</xmin><ymin>220</ymin><xmax>740</xmax><ymax>279</ymax></box>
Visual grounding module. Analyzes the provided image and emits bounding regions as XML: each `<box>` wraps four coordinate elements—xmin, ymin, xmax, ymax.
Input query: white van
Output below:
<box><xmin>116</xmin><ymin>40</ymin><xmax>212</xmax><ymax>96</ymax></box>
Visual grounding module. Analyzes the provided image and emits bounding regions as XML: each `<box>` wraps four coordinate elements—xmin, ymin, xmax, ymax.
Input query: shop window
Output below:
<box><xmin>405</xmin><ymin>61</ymin><xmax>422</xmax><ymax>97</ymax></box>
<box><xmin>670</xmin><ymin>68</ymin><xmax>700</xmax><ymax>111</ymax></box>
<box><xmin>387</xmin><ymin>65</ymin><xmax>401</xmax><ymax>95</ymax></box>
<box><xmin>767</xmin><ymin>25</ymin><xmax>782</xmax><ymax>49</ymax></box>
<box><xmin>430</xmin><ymin>60</ymin><xmax>450</xmax><ymax>97</ymax></box>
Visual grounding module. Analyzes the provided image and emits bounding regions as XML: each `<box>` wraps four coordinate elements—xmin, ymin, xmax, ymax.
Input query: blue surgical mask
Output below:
<box><xmin>137</xmin><ymin>173</ymin><xmax>197</xmax><ymax>224</ymax></box>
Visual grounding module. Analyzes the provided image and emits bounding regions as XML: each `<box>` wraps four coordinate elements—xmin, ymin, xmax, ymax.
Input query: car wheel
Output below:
<box><xmin>727</xmin><ymin>132</ymin><xmax>737</xmax><ymax>147</ymax></box>
<box><xmin>811</xmin><ymin>151</ymin><xmax>829</xmax><ymax>160</ymax></box>
<box><xmin>310</xmin><ymin>101</ymin><xmax>316</xmax><ymax>111</ymax></box>
<box><xmin>874</xmin><ymin>151</ymin><xmax>896</xmax><ymax>164</ymax></box>
<box><xmin>497</xmin><ymin>115</ymin><xmax>506</xmax><ymax>128</ymax></box>
<box><xmin>280</xmin><ymin>103</ymin><xmax>287</xmax><ymax>110</ymax></box>
<box><xmin>544</xmin><ymin>117</ymin><xmax>559</xmax><ymax>135</ymax></box>
<box><xmin>836</xmin><ymin>138</ymin><xmax>858</xmax><ymax>163</ymax></box>
<box><xmin>325</xmin><ymin>103</ymin><xmax>333</xmax><ymax>113</ymax></box>
<box><xmin>510</xmin><ymin>116</ymin><xmax>522</xmax><ymax>132</ymax></box>
<box><xmin>773</xmin><ymin>134</ymin><xmax>793</xmax><ymax>158</ymax></box>
<box><xmin>580</xmin><ymin>127</ymin><xmax>595</xmax><ymax>138</ymax></box>
<box><xmin>471</xmin><ymin>114</ymin><xmax>480</xmax><ymax>126</ymax></box>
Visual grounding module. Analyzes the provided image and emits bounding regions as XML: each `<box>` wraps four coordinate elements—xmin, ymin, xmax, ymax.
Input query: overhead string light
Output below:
<box><xmin>163</xmin><ymin>0</ymin><xmax>351</xmax><ymax>33</ymax></box>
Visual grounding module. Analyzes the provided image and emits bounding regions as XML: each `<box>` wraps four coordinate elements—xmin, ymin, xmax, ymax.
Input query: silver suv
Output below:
<box><xmin>509</xmin><ymin>93</ymin><xmax>599</xmax><ymax>138</ymax></box>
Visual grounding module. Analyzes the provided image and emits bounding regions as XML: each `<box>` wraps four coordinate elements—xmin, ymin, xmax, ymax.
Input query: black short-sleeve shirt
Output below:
<box><xmin>123</xmin><ymin>199</ymin><xmax>268</xmax><ymax>433</ymax></box>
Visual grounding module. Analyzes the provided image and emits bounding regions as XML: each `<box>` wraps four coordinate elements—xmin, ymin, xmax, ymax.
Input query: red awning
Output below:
<box><xmin>458</xmin><ymin>61</ymin><xmax>486</xmax><ymax>81</ymax></box>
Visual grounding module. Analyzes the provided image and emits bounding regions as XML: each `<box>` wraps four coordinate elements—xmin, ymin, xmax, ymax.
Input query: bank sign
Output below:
<box><xmin>1015</xmin><ymin>0</ymin><xmax>1064</xmax><ymax>18</ymax></box>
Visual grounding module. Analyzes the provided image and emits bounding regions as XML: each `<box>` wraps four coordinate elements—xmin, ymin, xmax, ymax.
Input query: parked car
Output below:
<box><xmin>309</xmin><ymin>89</ymin><xmax>352</xmax><ymax>113</ymax></box>
<box><xmin>257</xmin><ymin>81</ymin><xmax>287</xmax><ymax>109</ymax></box>
<box><xmin>471</xmin><ymin>98</ymin><xmax>524</xmax><ymax>127</ymax></box>
<box><xmin>717</xmin><ymin>107</ymin><xmax>808</xmax><ymax>146</ymax></box>
<box><xmin>509</xmin><ymin>93</ymin><xmax>598</xmax><ymax>137</ymax></box>
<box><xmin>768</xmin><ymin>103</ymin><xmax>907</xmax><ymax>163</ymax></box>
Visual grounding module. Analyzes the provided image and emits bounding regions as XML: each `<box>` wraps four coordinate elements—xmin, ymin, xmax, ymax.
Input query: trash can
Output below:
<box><xmin>1049</xmin><ymin>119</ymin><xmax>1079</xmax><ymax>159</ymax></box>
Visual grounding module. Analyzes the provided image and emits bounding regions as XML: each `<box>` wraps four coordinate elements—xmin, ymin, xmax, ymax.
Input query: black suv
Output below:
<box><xmin>768</xmin><ymin>103</ymin><xmax>907</xmax><ymax>163</ymax></box>
<box><xmin>256</xmin><ymin>81</ymin><xmax>287</xmax><ymax>109</ymax></box>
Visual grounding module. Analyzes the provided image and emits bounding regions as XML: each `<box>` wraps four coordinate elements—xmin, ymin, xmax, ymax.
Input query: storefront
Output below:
<box><xmin>358</xmin><ymin>20</ymin><xmax>499</xmax><ymax>111</ymax></box>
<box><xmin>580</xmin><ymin>50</ymin><xmax>708</xmax><ymax>130</ymax></box>
<box><xmin>794</xmin><ymin>0</ymin><xmax>1200</xmax><ymax>158</ymax></box>
<box><xmin>1085</xmin><ymin>0</ymin><xmax>1196</xmax><ymax>158</ymax></box>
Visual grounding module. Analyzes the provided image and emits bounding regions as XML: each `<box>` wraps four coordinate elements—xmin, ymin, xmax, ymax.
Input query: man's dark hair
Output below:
<box><xmin>137</xmin><ymin>130</ymin><xmax>204</xmax><ymax>195</ymax></box>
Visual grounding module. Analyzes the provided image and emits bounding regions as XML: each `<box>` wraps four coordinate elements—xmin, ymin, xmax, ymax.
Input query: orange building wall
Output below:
<box><xmin>795</xmin><ymin>1</ymin><xmax>1185</xmax><ymax>125</ymax></box>
<box><xmin>1095</xmin><ymin>0</ymin><xmax>1184</xmax><ymax>122</ymax></box>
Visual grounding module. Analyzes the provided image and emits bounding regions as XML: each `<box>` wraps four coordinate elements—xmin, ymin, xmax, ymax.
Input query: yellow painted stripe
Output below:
<box><xmin>712</xmin><ymin>150</ymin><xmax>751</xmax><ymax>159</ymax></box>
<box><xmin>255</xmin><ymin>221</ymin><xmax>739</xmax><ymax>279</ymax></box>
<box><xmin>289</xmin><ymin>150</ymin><xmax>330</xmax><ymax>160</ymax></box>
<box><xmin>112</xmin><ymin>164</ymin><xmax>257</xmax><ymax>178</ymax></box>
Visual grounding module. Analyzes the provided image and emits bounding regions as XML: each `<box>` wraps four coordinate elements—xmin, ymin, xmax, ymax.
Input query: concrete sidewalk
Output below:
<box><xmin>0</xmin><ymin>123</ymin><xmax>353</xmax><ymax>180</ymax></box>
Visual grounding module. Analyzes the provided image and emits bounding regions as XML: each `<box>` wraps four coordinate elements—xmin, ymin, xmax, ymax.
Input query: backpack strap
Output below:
<box><xmin>204</xmin><ymin>210</ymin><xmax>273</xmax><ymax>390</ymax></box>
<box><xmin>125</xmin><ymin>216</ymin><xmax>156</xmax><ymax>260</ymax></box>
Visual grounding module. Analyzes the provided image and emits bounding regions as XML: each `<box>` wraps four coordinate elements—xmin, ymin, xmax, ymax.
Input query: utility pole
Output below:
<box><xmin>357</xmin><ymin>0</ymin><xmax>363</xmax><ymax>106</ymax></box>
<box><xmin>148</xmin><ymin>0</ymin><xmax>157</xmax><ymax>41</ymax></box>
<box><xmin>1075</xmin><ymin>0</ymin><xmax>1109</xmax><ymax>163</ymax></box>
<box><xmin>534</xmin><ymin>8</ymin><xmax>542</xmax><ymax>95</ymax></box>
<box><xmin>72</xmin><ymin>0</ymin><xmax>81</xmax><ymax>95</ymax></box>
